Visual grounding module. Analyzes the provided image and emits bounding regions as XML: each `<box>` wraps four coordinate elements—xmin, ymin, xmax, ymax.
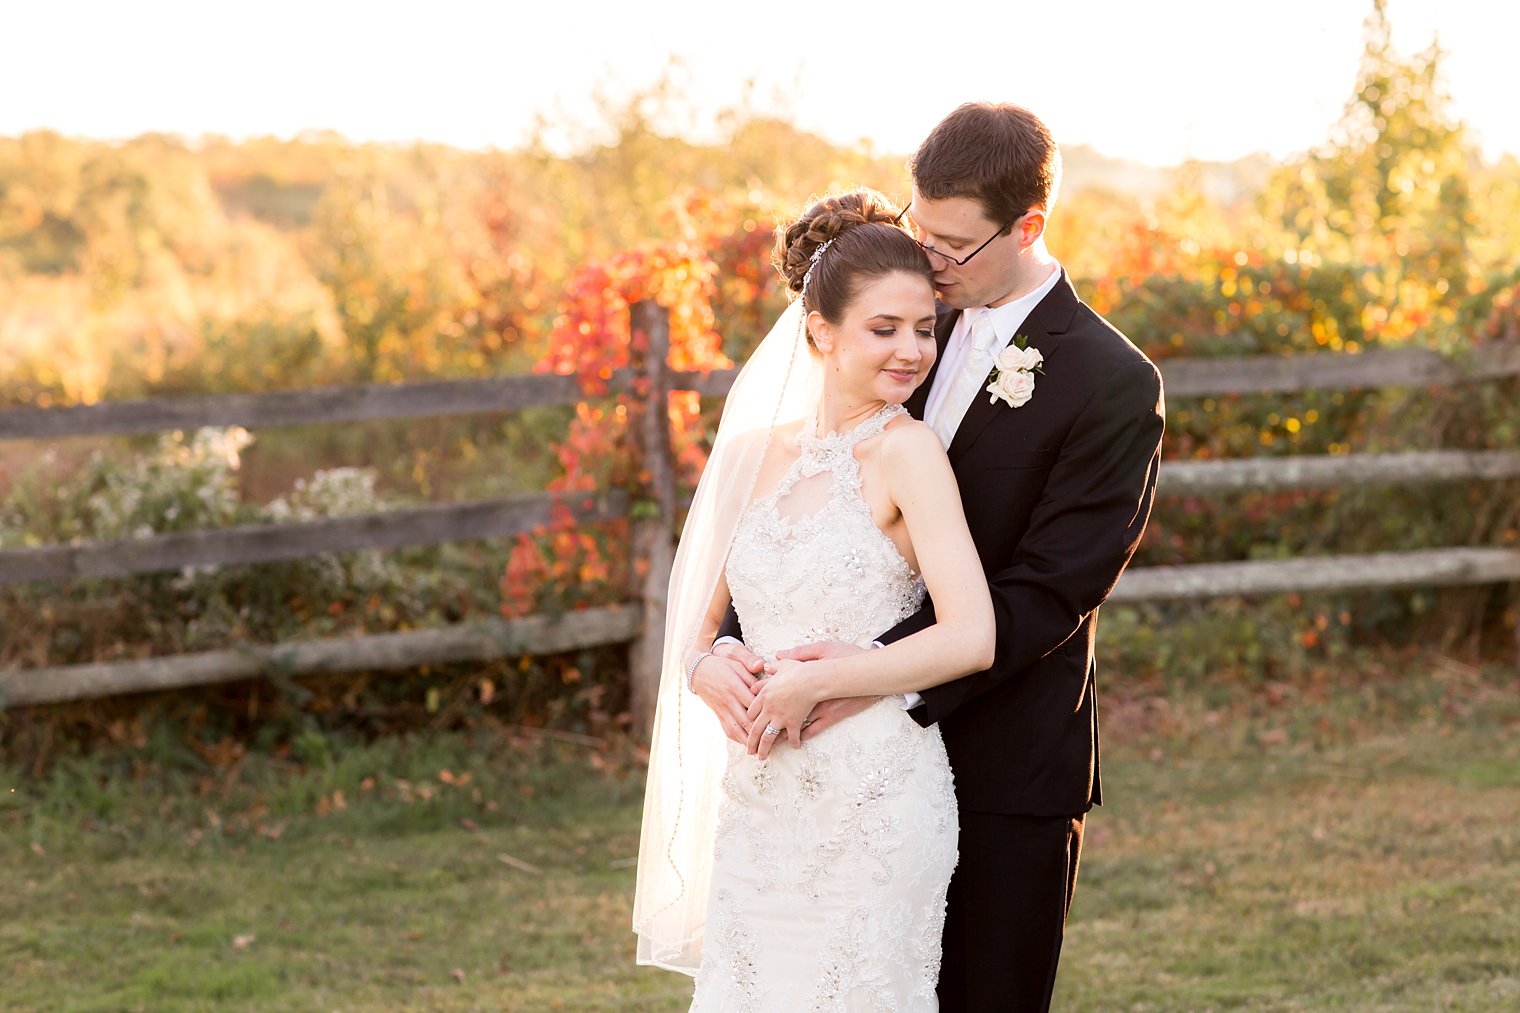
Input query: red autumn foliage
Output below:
<box><xmin>502</xmin><ymin>241</ymin><xmax>743</xmax><ymax>618</ymax></box>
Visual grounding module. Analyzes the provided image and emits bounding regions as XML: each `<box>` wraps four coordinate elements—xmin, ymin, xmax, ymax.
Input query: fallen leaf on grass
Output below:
<box><xmin>232</xmin><ymin>934</ymin><xmax>256</xmax><ymax>950</ymax></box>
<box><xmin>256</xmin><ymin>821</ymin><xmax>289</xmax><ymax>841</ymax></box>
<box><xmin>315</xmin><ymin>791</ymin><xmax>347</xmax><ymax>816</ymax></box>
<box><xmin>497</xmin><ymin>852</ymin><xmax>542</xmax><ymax>874</ymax></box>
<box><xmin>451</xmin><ymin>968</ymin><xmax>466</xmax><ymax>984</ymax></box>
<box><xmin>458</xmin><ymin>818</ymin><xmax>480</xmax><ymax>832</ymax></box>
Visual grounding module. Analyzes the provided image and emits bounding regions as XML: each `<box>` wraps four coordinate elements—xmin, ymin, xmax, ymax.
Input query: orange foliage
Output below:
<box><xmin>504</xmin><ymin>243</ymin><xmax>736</xmax><ymax>618</ymax></box>
<box><xmin>538</xmin><ymin>244</ymin><xmax>731</xmax><ymax>390</ymax></box>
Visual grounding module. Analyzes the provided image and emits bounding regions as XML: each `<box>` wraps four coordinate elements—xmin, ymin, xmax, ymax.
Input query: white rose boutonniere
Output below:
<box><xmin>985</xmin><ymin>334</ymin><xmax>1044</xmax><ymax>408</ymax></box>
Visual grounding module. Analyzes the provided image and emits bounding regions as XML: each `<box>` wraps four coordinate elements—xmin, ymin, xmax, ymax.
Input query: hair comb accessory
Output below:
<box><xmin>800</xmin><ymin>237</ymin><xmax>835</xmax><ymax>300</ymax></box>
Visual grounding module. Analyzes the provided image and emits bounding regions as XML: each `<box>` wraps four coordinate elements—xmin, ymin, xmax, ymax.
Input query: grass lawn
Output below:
<box><xmin>3</xmin><ymin>659</ymin><xmax>1519</xmax><ymax>1011</ymax></box>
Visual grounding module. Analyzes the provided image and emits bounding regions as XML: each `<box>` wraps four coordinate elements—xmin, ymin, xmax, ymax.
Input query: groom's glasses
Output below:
<box><xmin>894</xmin><ymin>204</ymin><xmax>1027</xmax><ymax>267</ymax></box>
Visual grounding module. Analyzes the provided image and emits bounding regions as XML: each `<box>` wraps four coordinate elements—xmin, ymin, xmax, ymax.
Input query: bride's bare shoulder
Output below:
<box><xmin>880</xmin><ymin>415</ymin><xmax>944</xmax><ymax>458</ymax></box>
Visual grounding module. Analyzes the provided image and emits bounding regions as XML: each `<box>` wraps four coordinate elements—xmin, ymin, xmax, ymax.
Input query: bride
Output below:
<box><xmin>634</xmin><ymin>190</ymin><xmax>993</xmax><ymax>1009</ymax></box>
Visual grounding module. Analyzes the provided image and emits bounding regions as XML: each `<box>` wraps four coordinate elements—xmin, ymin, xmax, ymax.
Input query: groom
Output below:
<box><xmin>694</xmin><ymin>102</ymin><xmax>1164</xmax><ymax>1010</ymax></box>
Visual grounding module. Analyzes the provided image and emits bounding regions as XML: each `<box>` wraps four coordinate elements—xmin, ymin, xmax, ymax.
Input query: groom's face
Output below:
<box><xmin>905</xmin><ymin>190</ymin><xmax>1020</xmax><ymax>310</ymax></box>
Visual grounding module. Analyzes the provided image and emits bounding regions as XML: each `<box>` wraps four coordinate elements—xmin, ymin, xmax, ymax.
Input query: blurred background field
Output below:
<box><xmin>2</xmin><ymin>0</ymin><xmax>1519</xmax><ymax>1007</ymax></box>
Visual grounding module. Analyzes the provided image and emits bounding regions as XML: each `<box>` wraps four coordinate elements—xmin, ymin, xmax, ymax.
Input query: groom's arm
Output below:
<box><xmin>715</xmin><ymin>601</ymin><xmax>743</xmax><ymax>644</ymax></box>
<box><xmin>709</xmin><ymin>601</ymin><xmax>766</xmax><ymax>684</ymax></box>
<box><xmin>885</xmin><ymin>356</ymin><xmax>1164</xmax><ymax>726</ymax></box>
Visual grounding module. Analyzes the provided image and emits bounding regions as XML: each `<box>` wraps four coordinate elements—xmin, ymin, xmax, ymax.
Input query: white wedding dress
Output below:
<box><xmin>690</xmin><ymin>404</ymin><xmax>959</xmax><ymax>1011</ymax></box>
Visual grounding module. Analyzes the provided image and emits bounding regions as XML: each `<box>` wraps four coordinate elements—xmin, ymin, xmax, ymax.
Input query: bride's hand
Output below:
<box><xmin>691</xmin><ymin>651</ymin><xmax>762</xmax><ymax>745</ymax></box>
<box><xmin>744</xmin><ymin>659</ymin><xmax>820</xmax><ymax>760</ymax></box>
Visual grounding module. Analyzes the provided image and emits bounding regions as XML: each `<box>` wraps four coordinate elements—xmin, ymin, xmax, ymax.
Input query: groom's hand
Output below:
<box><xmin>776</xmin><ymin>640</ymin><xmax>867</xmax><ymax>663</ymax></box>
<box><xmin>693</xmin><ymin>644</ymin><xmax>765</xmax><ymax>745</ymax></box>
<box><xmin>713</xmin><ymin>639</ymin><xmax>766</xmax><ymax>677</ymax></box>
<box><xmin>797</xmin><ymin>696</ymin><xmax>881</xmax><ymax>741</ymax></box>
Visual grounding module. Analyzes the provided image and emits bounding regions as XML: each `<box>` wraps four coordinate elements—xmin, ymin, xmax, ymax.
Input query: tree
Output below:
<box><xmin>1261</xmin><ymin>0</ymin><xmax>1475</xmax><ymax>342</ymax></box>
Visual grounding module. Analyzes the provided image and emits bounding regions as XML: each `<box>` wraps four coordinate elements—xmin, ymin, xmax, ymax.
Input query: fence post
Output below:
<box><xmin>627</xmin><ymin>301</ymin><xmax>677</xmax><ymax>739</ymax></box>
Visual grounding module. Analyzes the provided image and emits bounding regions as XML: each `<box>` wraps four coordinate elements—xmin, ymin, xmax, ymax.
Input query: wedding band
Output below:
<box><xmin>764</xmin><ymin>723</ymin><xmax>781</xmax><ymax>736</ymax></box>
<box><xmin>801</xmin><ymin>718</ymin><xmax>815</xmax><ymax>728</ymax></box>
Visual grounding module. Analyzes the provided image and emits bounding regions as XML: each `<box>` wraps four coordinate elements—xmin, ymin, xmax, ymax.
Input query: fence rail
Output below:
<box><xmin>2</xmin><ymin>309</ymin><xmax>1517</xmax><ymax>714</ymax></box>
<box><xmin>0</xmin><ymin>369</ymin><xmax>734</xmax><ymax>440</ymax></box>
<box><xmin>3</xmin><ymin>344</ymin><xmax>1517</xmax><ymax>442</ymax></box>
<box><xmin>1158</xmin><ymin>343</ymin><xmax>1520</xmax><ymax>396</ymax></box>
<box><xmin>1158</xmin><ymin>449</ymin><xmax>1520</xmax><ymax>494</ymax></box>
<box><xmin>0</xmin><ymin>605</ymin><xmax>641</xmax><ymax>709</ymax></box>
<box><xmin>5</xmin><ymin>452</ymin><xmax>1514</xmax><ymax>587</ymax></box>
<box><xmin>1109</xmin><ymin>547</ymin><xmax>1520</xmax><ymax>603</ymax></box>
<box><xmin>0</xmin><ymin>492</ymin><xmax>627</xmax><ymax>586</ymax></box>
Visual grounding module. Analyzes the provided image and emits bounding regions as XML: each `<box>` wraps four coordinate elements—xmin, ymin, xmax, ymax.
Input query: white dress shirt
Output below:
<box><xmin>923</xmin><ymin>265</ymin><xmax>1064</xmax><ymax>438</ymax></box>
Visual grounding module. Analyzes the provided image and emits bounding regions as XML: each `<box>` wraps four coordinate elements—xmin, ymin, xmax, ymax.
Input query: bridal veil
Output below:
<box><xmin>632</xmin><ymin>297</ymin><xmax>820</xmax><ymax>974</ymax></box>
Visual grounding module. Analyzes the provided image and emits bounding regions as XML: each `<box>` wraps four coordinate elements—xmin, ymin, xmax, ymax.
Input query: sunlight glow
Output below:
<box><xmin>1</xmin><ymin>1</ymin><xmax>1515</xmax><ymax>165</ymax></box>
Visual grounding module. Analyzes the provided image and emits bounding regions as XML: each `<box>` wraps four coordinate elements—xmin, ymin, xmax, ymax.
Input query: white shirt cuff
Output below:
<box><xmin>713</xmin><ymin>636</ymin><xmax>743</xmax><ymax>649</ymax></box>
<box><xmin>868</xmin><ymin>640</ymin><xmax>920</xmax><ymax>709</ymax></box>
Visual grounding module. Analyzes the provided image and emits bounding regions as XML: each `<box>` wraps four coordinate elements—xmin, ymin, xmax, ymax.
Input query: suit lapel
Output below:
<box><xmin>946</xmin><ymin>270</ymin><xmax>1081</xmax><ymax>461</ymax></box>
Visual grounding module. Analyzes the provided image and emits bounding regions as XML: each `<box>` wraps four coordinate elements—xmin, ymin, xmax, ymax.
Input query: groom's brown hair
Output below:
<box><xmin>910</xmin><ymin>102</ymin><xmax>1061</xmax><ymax>229</ymax></box>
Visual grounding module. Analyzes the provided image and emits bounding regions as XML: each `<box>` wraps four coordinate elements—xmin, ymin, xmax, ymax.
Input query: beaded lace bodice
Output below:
<box><xmin>696</xmin><ymin>409</ymin><xmax>954</xmax><ymax>1011</ymax></box>
<box><xmin>725</xmin><ymin>403</ymin><xmax>926</xmax><ymax>662</ymax></box>
<box><xmin>694</xmin><ymin>402</ymin><xmax>955</xmax><ymax>1011</ymax></box>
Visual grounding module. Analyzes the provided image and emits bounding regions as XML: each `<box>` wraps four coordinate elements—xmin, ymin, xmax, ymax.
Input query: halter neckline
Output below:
<box><xmin>796</xmin><ymin>403</ymin><xmax>905</xmax><ymax>451</ymax></box>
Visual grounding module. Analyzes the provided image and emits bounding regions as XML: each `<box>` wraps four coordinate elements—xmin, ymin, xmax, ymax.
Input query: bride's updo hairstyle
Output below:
<box><xmin>776</xmin><ymin>190</ymin><xmax>933</xmax><ymax>346</ymax></box>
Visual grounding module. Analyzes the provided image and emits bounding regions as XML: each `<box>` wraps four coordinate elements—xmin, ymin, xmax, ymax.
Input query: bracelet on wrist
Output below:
<box><xmin>686</xmin><ymin>650</ymin><xmax>714</xmax><ymax>693</ymax></box>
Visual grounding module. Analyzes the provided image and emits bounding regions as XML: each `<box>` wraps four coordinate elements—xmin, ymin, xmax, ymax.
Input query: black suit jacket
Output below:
<box><xmin>722</xmin><ymin>271</ymin><xmax>1164</xmax><ymax>818</ymax></box>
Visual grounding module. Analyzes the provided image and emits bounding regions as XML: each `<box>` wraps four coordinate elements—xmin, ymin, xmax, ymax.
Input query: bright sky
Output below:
<box><xmin>5</xmin><ymin>0</ymin><xmax>1516</xmax><ymax>167</ymax></box>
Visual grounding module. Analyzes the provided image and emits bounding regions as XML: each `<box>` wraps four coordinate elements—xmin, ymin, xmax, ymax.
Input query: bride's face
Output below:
<box><xmin>810</xmin><ymin>271</ymin><xmax>937</xmax><ymax>405</ymax></box>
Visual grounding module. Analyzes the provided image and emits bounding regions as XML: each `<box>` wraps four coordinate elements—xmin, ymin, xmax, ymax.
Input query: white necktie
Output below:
<box><xmin>932</xmin><ymin>311</ymin><xmax>999</xmax><ymax>448</ymax></box>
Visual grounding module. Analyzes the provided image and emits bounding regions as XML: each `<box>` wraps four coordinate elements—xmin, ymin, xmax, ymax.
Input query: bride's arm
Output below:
<box><xmin>805</xmin><ymin>421</ymin><xmax>993</xmax><ymax>695</ymax></box>
<box><xmin>747</xmin><ymin>422</ymin><xmax>992</xmax><ymax>749</ymax></box>
<box><xmin>690</xmin><ymin>567</ymin><xmax>765</xmax><ymax>743</ymax></box>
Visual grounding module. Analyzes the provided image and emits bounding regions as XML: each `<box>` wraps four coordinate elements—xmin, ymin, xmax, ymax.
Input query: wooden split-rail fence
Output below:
<box><xmin>3</xmin><ymin>302</ymin><xmax>1519</xmax><ymax>731</ymax></box>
